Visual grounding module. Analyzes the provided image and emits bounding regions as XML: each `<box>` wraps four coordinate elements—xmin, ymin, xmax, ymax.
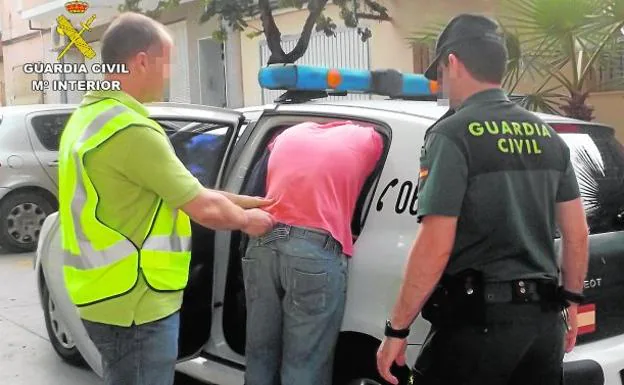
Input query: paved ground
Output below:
<box><xmin>0</xmin><ymin>247</ymin><xmax>200</xmax><ymax>385</ymax></box>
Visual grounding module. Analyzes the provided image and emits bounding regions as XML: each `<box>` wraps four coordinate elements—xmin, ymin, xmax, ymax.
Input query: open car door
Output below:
<box><xmin>148</xmin><ymin>103</ymin><xmax>245</xmax><ymax>360</ymax></box>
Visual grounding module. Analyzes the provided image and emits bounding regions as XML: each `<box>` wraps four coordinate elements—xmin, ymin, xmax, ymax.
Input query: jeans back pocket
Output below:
<box><xmin>291</xmin><ymin>268</ymin><xmax>329</xmax><ymax>316</ymax></box>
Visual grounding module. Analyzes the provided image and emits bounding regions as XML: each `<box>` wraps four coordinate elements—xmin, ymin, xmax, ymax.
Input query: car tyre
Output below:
<box><xmin>0</xmin><ymin>191</ymin><xmax>54</xmax><ymax>253</ymax></box>
<box><xmin>41</xmin><ymin>276</ymin><xmax>86</xmax><ymax>367</ymax></box>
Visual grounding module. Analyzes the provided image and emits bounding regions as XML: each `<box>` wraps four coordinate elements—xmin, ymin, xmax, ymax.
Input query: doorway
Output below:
<box><xmin>198</xmin><ymin>38</ymin><xmax>227</xmax><ymax>107</ymax></box>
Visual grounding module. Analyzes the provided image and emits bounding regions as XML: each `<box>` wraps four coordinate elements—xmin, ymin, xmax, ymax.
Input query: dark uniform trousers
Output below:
<box><xmin>411</xmin><ymin>303</ymin><xmax>566</xmax><ymax>385</ymax></box>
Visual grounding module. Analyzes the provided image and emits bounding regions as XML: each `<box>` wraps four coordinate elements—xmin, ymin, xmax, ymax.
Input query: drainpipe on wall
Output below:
<box><xmin>28</xmin><ymin>20</ymin><xmax>50</xmax><ymax>103</ymax></box>
<box><xmin>223</xmin><ymin>22</ymin><xmax>244</xmax><ymax>108</ymax></box>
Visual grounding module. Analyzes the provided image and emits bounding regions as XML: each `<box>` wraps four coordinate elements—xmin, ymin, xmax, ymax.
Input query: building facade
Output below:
<box><xmin>1</xmin><ymin>0</ymin><xmax>234</xmax><ymax>107</ymax></box>
<box><xmin>238</xmin><ymin>0</ymin><xmax>624</xmax><ymax>140</ymax></box>
<box><xmin>1</xmin><ymin>0</ymin><xmax>622</xmax><ymax>140</ymax></box>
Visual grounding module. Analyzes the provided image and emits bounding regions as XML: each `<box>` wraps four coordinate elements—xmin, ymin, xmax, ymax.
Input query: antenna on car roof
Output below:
<box><xmin>274</xmin><ymin>90</ymin><xmax>348</xmax><ymax>104</ymax></box>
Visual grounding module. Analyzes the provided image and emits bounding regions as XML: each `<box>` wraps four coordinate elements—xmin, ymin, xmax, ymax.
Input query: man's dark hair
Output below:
<box><xmin>101</xmin><ymin>12</ymin><xmax>170</xmax><ymax>65</ymax></box>
<box><xmin>442</xmin><ymin>38</ymin><xmax>508</xmax><ymax>83</ymax></box>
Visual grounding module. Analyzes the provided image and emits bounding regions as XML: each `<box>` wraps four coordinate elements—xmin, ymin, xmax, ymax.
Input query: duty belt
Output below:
<box><xmin>483</xmin><ymin>280</ymin><xmax>554</xmax><ymax>304</ymax></box>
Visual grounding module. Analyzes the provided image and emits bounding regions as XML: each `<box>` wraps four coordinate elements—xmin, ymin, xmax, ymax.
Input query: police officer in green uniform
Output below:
<box><xmin>376</xmin><ymin>14</ymin><xmax>590</xmax><ymax>385</ymax></box>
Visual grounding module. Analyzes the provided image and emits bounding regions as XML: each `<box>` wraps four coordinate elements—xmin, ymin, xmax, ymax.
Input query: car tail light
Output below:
<box><xmin>551</xmin><ymin>123</ymin><xmax>581</xmax><ymax>133</ymax></box>
<box><xmin>577</xmin><ymin>304</ymin><xmax>596</xmax><ymax>335</ymax></box>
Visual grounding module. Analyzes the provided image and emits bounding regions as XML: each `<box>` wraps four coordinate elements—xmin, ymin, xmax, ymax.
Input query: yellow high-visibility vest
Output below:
<box><xmin>58</xmin><ymin>98</ymin><xmax>192</xmax><ymax>306</ymax></box>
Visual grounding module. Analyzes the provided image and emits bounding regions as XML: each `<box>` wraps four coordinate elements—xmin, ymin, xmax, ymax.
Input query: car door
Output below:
<box><xmin>26</xmin><ymin>110</ymin><xmax>74</xmax><ymax>187</ymax></box>
<box><xmin>147</xmin><ymin>104</ymin><xmax>246</xmax><ymax>361</ymax></box>
<box><xmin>37</xmin><ymin>104</ymin><xmax>244</xmax><ymax>377</ymax></box>
<box><xmin>197</xmin><ymin>106</ymin><xmax>399</xmax><ymax>371</ymax></box>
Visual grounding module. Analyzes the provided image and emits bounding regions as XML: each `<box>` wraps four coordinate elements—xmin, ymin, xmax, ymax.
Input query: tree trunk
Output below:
<box><xmin>260</xmin><ymin>0</ymin><xmax>329</xmax><ymax>65</ymax></box>
<box><xmin>560</xmin><ymin>91</ymin><xmax>595</xmax><ymax>121</ymax></box>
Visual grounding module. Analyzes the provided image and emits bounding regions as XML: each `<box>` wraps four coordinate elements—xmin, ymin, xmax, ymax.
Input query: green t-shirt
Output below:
<box><xmin>417</xmin><ymin>89</ymin><xmax>580</xmax><ymax>282</ymax></box>
<box><xmin>77</xmin><ymin>91</ymin><xmax>202</xmax><ymax>326</ymax></box>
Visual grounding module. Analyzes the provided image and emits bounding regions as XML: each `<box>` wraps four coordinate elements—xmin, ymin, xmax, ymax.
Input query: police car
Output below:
<box><xmin>34</xmin><ymin>65</ymin><xmax>624</xmax><ymax>385</ymax></box>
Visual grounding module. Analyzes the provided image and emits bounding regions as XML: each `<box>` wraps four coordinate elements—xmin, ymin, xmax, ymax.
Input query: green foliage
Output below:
<box><xmin>212</xmin><ymin>26</ymin><xmax>228</xmax><ymax>42</ymax></box>
<box><xmin>410</xmin><ymin>0</ymin><xmax>624</xmax><ymax>121</ymax></box>
<box><xmin>122</xmin><ymin>0</ymin><xmax>391</xmax><ymax>64</ymax></box>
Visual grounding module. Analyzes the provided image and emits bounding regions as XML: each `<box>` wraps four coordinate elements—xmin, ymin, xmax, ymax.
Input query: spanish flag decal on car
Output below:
<box><xmin>577</xmin><ymin>304</ymin><xmax>596</xmax><ymax>335</ymax></box>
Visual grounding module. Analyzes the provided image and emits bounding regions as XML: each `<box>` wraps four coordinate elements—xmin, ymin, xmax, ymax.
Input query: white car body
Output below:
<box><xmin>35</xmin><ymin>99</ymin><xmax>624</xmax><ymax>385</ymax></box>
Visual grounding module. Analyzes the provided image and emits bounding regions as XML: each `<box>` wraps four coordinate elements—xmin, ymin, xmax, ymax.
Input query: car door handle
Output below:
<box><xmin>48</xmin><ymin>160</ymin><xmax>59</xmax><ymax>167</ymax></box>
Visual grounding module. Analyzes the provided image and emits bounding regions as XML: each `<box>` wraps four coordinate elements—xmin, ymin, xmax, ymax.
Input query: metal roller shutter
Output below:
<box><xmin>260</xmin><ymin>27</ymin><xmax>371</xmax><ymax>104</ymax></box>
<box><xmin>166</xmin><ymin>20</ymin><xmax>191</xmax><ymax>103</ymax></box>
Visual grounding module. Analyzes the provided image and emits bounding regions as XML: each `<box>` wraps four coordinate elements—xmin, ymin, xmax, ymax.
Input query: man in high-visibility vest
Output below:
<box><xmin>58</xmin><ymin>12</ymin><xmax>274</xmax><ymax>385</ymax></box>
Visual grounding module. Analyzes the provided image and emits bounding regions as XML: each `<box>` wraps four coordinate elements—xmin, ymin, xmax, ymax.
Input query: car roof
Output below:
<box><xmin>0</xmin><ymin>104</ymin><xmax>77</xmax><ymax>115</ymax></box>
<box><xmin>307</xmin><ymin>99</ymin><xmax>606</xmax><ymax>126</ymax></box>
<box><xmin>4</xmin><ymin>100</ymin><xmax>610</xmax><ymax>131</ymax></box>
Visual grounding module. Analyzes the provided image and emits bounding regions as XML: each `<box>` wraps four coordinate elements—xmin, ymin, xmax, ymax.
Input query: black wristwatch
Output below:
<box><xmin>385</xmin><ymin>320</ymin><xmax>410</xmax><ymax>339</ymax></box>
<box><xmin>561</xmin><ymin>289</ymin><xmax>585</xmax><ymax>305</ymax></box>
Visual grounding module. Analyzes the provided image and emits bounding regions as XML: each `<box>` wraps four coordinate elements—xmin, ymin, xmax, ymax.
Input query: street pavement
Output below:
<box><xmin>0</xmin><ymin>247</ymin><xmax>100</xmax><ymax>385</ymax></box>
<box><xmin>0</xmin><ymin>247</ymin><xmax>201</xmax><ymax>385</ymax></box>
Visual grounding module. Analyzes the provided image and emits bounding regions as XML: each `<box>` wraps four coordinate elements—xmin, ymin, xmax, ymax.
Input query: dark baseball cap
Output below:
<box><xmin>424</xmin><ymin>14</ymin><xmax>505</xmax><ymax>80</ymax></box>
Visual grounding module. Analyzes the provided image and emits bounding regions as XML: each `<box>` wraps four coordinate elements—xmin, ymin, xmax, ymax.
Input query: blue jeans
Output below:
<box><xmin>83</xmin><ymin>312</ymin><xmax>179</xmax><ymax>385</ymax></box>
<box><xmin>242</xmin><ymin>224</ymin><xmax>349</xmax><ymax>385</ymax></box>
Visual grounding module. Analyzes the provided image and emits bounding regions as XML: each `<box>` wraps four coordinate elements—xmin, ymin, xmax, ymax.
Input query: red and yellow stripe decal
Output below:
<box><xmin>577</xmin><ymin>304</ymin><xmax>596</xmax><ymax>335</ymax></box>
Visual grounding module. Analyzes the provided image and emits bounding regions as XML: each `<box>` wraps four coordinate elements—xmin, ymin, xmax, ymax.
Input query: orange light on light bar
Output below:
<box><xmin>327</xmin><ymin>69</ymin><xmax>342</xmax><ymax>89</ymax></box>
<box><xmin>429</xmin><ymin>80</ymin><xmax>439</xmax><ymax>94</ymax></box>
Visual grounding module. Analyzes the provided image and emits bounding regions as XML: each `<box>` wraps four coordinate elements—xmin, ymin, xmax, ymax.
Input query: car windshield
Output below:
<box><xmin>556</xmin><ymin>124</ymin><xmax>624</xmax><ymax>234</ymax></box>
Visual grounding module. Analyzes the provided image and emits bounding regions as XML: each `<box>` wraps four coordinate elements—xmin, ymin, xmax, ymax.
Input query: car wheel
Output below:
<box><xmin>41</xmin><ymin>276</ymin><xmax>85</xmax><ymax>367</ymax></box>
<box><xmin>0</xmin><ymin>191</ymin><xmax>54</xmax><ymax>252</ymax></box>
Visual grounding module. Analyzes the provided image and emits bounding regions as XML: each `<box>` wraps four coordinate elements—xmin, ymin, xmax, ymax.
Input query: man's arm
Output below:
<box><xmin>556</xmin><ymin>198</ymin><xmax>589</xmax><ymax>294</ymax></box>
<box><xmin>121</xmin><ymin>126</ymin><xmax>273</xmax><ymax>235</ymax></box>
<box><xmin>553</xmin><ymin>141</ymin><xmax>588</xmax><ymax>352</ymax></box>
<box><xmin>555</xmin><ymin>143</ymin><xmax>588</xmax><ymax>294</ymax></box>
<box><xmin>556</xmin><ymin>197</ymin><xmax>589</xmax><ymax>352</ymax></box>
<box><xmin>216</xmin><ymin>190</ymin><xmax>272</xmax><ymax>210</ymax></box>
<box><xmin>377</xmin><ymin>130</ymin><xmax>467</xmax><ymax>384</ymax></box>
<box><xmin>181</xmin><ymin>189</ymin><xmax>249</xmax><ymax>230</ymax></box>
<box><xmin>391</xmin><ymin>132</ymin><xmax>467</xmax><ymax>328</ymax></box>
<box><xmin>390</xmin><ymin>215</ymin><xmax>457</xmax><ymax>329</ymax></box>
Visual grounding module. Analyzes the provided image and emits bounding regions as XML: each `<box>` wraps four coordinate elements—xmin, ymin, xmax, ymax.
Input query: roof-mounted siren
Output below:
<box><xmin>258</xmin><ymin>64</ymin><xmax>439</xmax><ymax>101</ymax></box>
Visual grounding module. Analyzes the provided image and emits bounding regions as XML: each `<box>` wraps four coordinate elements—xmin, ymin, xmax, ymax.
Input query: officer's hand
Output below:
<box><xmin>242</xmin><ymin>209</ymin><xmax>275</xmax><ymax>237</ymax></box>
<box><xmin>376</xmin><ymin>336</ymin><xmax>407</xmax><ymax>385</ymax></box>
<box><xmin>236</xmin><ymin>195</ymin><xmax>274</xmax><ymax>209</ymax></box>
<box><xmin>565</xmin><ymin>304</ymin><xmax>579</xmax><ymax>353</ymax></box>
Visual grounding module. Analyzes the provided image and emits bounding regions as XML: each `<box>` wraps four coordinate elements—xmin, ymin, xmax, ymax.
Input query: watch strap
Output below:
<box><xmin>561</xmin><ymin>289</ymin><xmax>585</xmax><ymax>304</ymax></box>
<box><xmin>385</xmin><ymin>320</ymin><xmax>410</xmax><ymax>339</ymax></box>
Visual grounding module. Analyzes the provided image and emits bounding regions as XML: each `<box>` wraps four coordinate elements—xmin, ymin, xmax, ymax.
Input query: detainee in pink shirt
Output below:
<box><xmin>242</xmin><ymin>121</ymin><xmax>383</xmax><ymax>385</ymax></box>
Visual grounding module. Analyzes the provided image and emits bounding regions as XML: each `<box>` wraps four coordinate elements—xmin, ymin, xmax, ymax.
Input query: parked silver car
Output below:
<box><xmin>0</xmin><ymin>104</ymin><xmax>76</xmax><ymax>252</ymax></box>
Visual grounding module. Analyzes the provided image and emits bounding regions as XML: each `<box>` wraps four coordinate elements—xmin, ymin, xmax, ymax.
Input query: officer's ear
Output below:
<box><xmin>129</xmin><ymin>51</ymin><xmax>149</xmax><ymax>76</ymax></box>
<box><xmin>446</xmin><ymin>53</ymin><xmax>462</xmax><ymax>80</ymax></box>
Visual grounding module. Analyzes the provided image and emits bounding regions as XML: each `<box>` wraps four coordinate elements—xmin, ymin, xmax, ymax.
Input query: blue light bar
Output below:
<box><xmin>258</xmin><ymin>64</ymin><xmax>439</xmax><ymax>98</ymax></box>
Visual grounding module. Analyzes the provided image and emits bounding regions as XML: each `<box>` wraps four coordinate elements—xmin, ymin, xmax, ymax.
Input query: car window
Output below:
<box><xmin>157</xmin><ymin>120</ymin><xmax>231</xmax><ymax>187</ymax></box>
<box><xmin>558</xmin><ymin>125</ymin><xmax>624</xmax><ymax>234</ymax></box>
<box><xmin>30</xmin><ymin>113</ymin><xmax>71</xmax><ymax>151</ymax></box>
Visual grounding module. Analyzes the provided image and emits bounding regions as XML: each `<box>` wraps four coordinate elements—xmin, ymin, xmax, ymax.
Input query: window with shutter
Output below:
<box><xmin>259</xmin><ymin>28</ymin><xmax>371</xmax><ymax>104</ymax></box>
<box><xmin>166</xmin><ymin>20</ymin><xmax>191</xmax><ymax>103</ymax></box>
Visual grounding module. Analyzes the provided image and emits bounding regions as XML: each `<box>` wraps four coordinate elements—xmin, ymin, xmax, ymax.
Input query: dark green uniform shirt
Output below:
<box><xmin>417</xmin><ymin>89</ymin><xmax>580</xmax><ymax>282</ymax></box>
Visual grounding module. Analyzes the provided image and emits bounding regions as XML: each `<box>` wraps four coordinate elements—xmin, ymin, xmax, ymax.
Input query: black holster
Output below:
<box><xmin>422</xmin><ymin>269</ymin><xmax>487</xmax><ymax>328</ymax></box>
<box><xmin>548</xmin><ymin>285</ymin><xmax>574</xmax><ymax>311</ymax></box>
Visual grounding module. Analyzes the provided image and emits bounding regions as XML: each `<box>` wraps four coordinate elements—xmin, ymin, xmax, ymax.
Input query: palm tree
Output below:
<box><xmin>410</xmin><ymin>0</ymin><xmax>624</xmax><ymax>121</ymax></box>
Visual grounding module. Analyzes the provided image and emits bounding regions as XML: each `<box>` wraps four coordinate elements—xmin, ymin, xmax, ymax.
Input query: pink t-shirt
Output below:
<box><xmin>263</xmin><ymin>121</ymin><xmax>383</xmax><ymax>256</ymax></box>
